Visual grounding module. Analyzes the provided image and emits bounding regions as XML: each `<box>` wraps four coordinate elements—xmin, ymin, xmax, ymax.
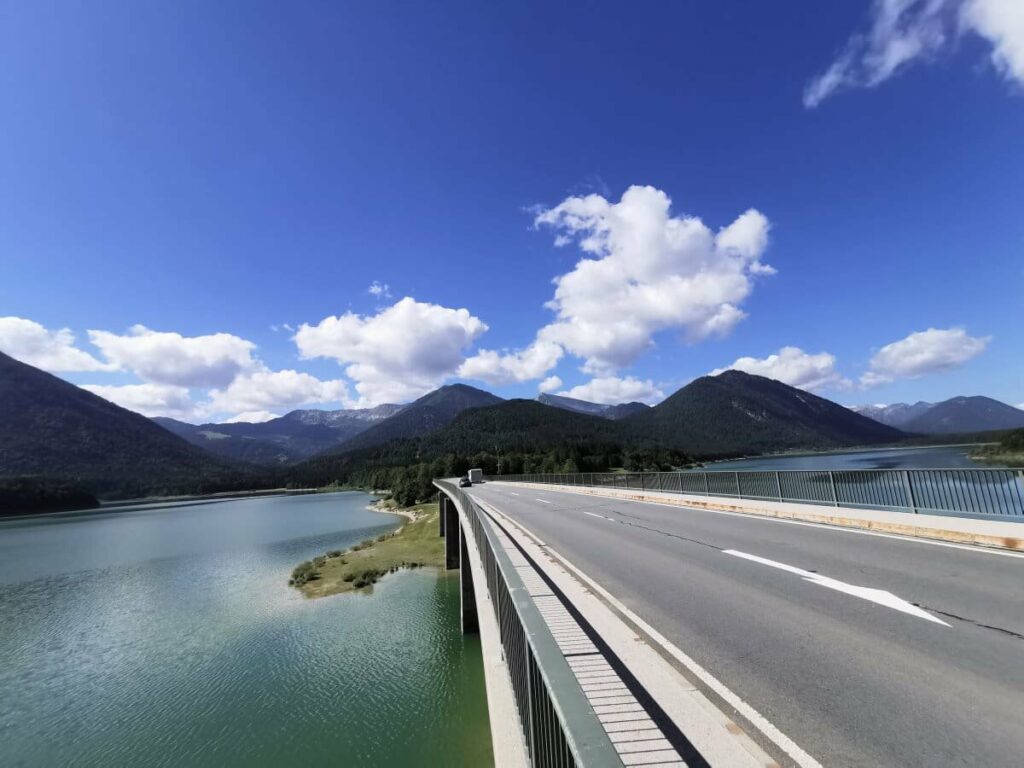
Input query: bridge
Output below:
<box><xmin>435</xmin><ymin>468</ymin><xmax>1024</xmax><ymax>767</ymax></box>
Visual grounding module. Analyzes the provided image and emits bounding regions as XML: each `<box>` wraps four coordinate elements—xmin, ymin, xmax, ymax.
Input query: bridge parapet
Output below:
<box><xmin>492</xmin><ymin>468</ymin><xmax>1024</xmax><ymax>519</ymax></box>
<box><xmin>435</xmin><ymin>479</ymin><xmax>621</xmax><ymax>768</ymax></box>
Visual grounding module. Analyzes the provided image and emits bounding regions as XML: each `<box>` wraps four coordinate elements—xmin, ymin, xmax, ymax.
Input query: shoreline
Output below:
<box><xmin>291</xmin><ymin>500</ymin><xmax>444</xmax><ymax>598</ymax></box>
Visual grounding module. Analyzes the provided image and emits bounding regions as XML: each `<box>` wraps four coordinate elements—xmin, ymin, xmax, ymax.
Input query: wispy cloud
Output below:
<box><xmin>804</xmin><ymin>0</ymin><xmax>1024</xmax><ymax>108</ymax></box>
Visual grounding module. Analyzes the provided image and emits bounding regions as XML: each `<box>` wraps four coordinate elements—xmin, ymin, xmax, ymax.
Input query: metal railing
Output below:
<box><xmin>489</xmin><ymin>469</ymin><xmax>1024</xmax><ymax>518</ymax></box>
<box><xmin>434</xmin><ymin>480</ymin><xmax>620</xmax><ymax>768</ymax></box>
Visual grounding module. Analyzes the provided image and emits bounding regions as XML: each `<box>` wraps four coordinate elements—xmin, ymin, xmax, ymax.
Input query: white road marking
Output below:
<box><xmin>490</xmin><ymin>483</ymin><xmax>1024</xmax><ymax>559</ymax></box>
<box><xmin>723</xmin><ymin>549</ymin><xmax>950</xmax><ymax>626</ymax></box>
<box><xmin>509</xmin><ymin>492</ymin><xmax>520</xmax><ymax>496</ymax></box>
<box><xmin>584</xmin><ymin>511</ymin><xmax>606</xmax><ymax>519</ymax></box>
<box><xmin>536</xmin><ymin>498</ymin><xmax>552</xmax><ymax>504</ymax></box>
<box><xmin>479</xmin><ymin>500</ymin><xmax>822</xmax><ymax>768</ymax></box>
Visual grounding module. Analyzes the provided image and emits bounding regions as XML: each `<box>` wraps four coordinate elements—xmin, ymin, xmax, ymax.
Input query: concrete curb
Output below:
<box><xmin>491</xmin><ymin>482</ymin><xmax>1024</xmax><ymax>552</ymax></box>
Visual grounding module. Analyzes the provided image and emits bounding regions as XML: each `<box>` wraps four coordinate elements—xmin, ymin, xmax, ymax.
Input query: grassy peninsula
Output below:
<box><xmin>290</xmin><ymin>501</ymin><xmax>444</xmax><ymax>598</ymax></box>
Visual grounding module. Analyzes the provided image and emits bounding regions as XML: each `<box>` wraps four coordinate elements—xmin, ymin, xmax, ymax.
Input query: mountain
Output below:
<box><xmin>902</xmin><ymin>396</ymin><xmax>1024</xmax><ymax>434</ymax></box>
<box><xmin>538</xmin><ymin>393</ymin><xmax>651</xmax><ymax>420</ymax></box>
<box><xmin>0</xmin><ymin>351</ymin><xmax>258</xmax><ymax>499</ymax></box>
<box><xmin>154</xmin><ymin>404</ymin><xmax>403</xmax><ymax>464</ymax></box>
<box><xmin>851</xmin><ymin>401</ymin><xmax>934</xmax><ymax>429</ymax></box>
<box><xmin>328</xmin><ymin>384</ymin><xmax>503</xmax><ymax>453</ymax></box>
<box><xmin>625</xmin><ymin>370</ymin><xmax>905</xmax><ymax>456</ymax></box>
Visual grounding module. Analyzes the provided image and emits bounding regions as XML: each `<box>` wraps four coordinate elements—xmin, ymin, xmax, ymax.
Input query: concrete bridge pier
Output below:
<box><xmin>439</xmin><ymin>490</ymin><xmax>478</xmax><ymax>634</ymax></box>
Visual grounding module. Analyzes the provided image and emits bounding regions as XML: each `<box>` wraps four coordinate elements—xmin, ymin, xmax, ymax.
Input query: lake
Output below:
<box><xmin>705</xmin><ymin>444</ymin><xmax>995</xmax><ymax>471</ymax></box>
<box><xmin>0</xmin><ymin>492</ymin><xmax>493</xmax><ymax>767</ymax></box>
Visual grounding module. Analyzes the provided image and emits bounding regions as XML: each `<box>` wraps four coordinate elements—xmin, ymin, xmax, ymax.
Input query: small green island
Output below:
<box><xmin>290</xmin><ymin>500</ymin><xmax>445</xmax><ymax>598</ymax></box>
<box><xmin>971</xmin><ymin>429</ymin><xmax>1024</xmax><ymax>468</ymax></box>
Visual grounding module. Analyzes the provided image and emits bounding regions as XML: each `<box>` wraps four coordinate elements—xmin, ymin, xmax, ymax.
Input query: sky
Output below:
<box><xmin>1</xmin><ymin>0</ymin><xmax>1022</xmax><ymax>423</ymax></box>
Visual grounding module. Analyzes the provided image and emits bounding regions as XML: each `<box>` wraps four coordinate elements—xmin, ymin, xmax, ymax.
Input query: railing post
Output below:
<box><xmin>641</xmin><ymin>473</ymin><xmax>646</xmax><ymax>491</ymax></box>
<box><xmin>775</xmin><ymin>471</ymin><xmax>783</xmax><ymax>501</ymax></box>
<box><xmin>902</xmin><ymin>470</ymin><xmax>918</xmax><ymax>513</ymax></box>
<box><xmin>735</xmin><ymin>471</ymin><xmax>741</xmax><ymax>498</ymax></box>
<box><xmin>828</xmin><ymin>471</ymin><xmax>838</xmax><ymax>506</ymax></box>
<box><xmin>704</xmin><ymin>471</ymin><xmax>710</xmax><ymax>496</ymax></box>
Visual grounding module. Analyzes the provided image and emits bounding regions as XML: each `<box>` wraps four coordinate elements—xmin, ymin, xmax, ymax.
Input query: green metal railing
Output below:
<box><xmin>490</xmin><ymin>469</ymin><xmax>1024</xmax><ymax>518</ymax></box>
<box><xmin>434</xmin><ymin>479</ymin><xmax>621</xmax><ymax>768</ymax></box>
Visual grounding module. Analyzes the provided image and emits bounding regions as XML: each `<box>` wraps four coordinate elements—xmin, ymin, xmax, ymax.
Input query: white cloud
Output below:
<box><xmin>82</xmin><ymin>383</ymin><xmax>195</xmax><ymax>420</ymax></box>
<box><xmin>965</xmin><ymin>0</ymin><xmax>1024</xmax><ymax>84</ymax></box>
<box><xmin>295</xmin><ymin>297</ymin><xmax>488</xmax><ymax>406</ymax></box>
<box><xmin>558</xmin><ymin>376</ymin><xmax>664</xmax><ymax>405</ymax></box>
<box><xmin>531</xmin><ymin>185</ymin><xmax>772</xmax><ymax>375</ymax></box>
<box><xmin>223</xmin><ymin>410</ymin><xmax>279</xmax><ymax>424</ymax></box>
<box><xmin>88</xmin><ymin>325</ymin><xmax>259</xmax><ymax>388</ymax></box>
<box><xmin>804</xmin><ymin>0</ymin><xmax>1024</xmax><ymax>108</ymax></box>
<box><xmin>538</xmin><ymin>375</ymin><xmax>563</xmax><ymax>393</ymax></box>
<box><xmin>711</xmin><ymin>346</ymin><xmax>851</xmax><ymax>392</ymax></box>
<box><xmin>459</xmin><ymin>340</ymin><xmax>564</xmax><ymax>385</ymax></box>
<box><xmin>204</xmin><ymin>369</ymin><xmax>350</xmax><ymax>415</ymax></box>
<box><xmin>1017</xmin><ymin>402</ymin><xmax>1024</xmax><ymax>411</ymax></box>
<box><xmin>0</xmin><ymin>316</ymin><xmax>114</xmax><ymax>372</ymax></box>
<box><xmin>861</xmin><ymin>327</ymin><xmax>990</xmax><ymax>387</ymax></box>
<box><xmin>368</xmin><ymin>281</ymin><xmax>392</xmax><ymax>300</ymax></box>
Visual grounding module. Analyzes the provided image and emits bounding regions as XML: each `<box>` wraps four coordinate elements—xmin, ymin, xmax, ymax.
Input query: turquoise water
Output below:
<box><xmin>705</xmin><ymin>444</ymin><xmax>994</xmax><ymax>471</ymax></box>
<box><xmin>0</xmin><ymin>492</ymin><xmax>492</xmax><ymax>767</ymax></box>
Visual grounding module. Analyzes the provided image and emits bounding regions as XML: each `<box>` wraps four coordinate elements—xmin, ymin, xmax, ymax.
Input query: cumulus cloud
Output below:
<box><xmin>558</xmin><ymin>376</ymin><xmax>664</xmax><ymax>405</ymax></box>
<box><xmin>711</xmin><ymin>346</ymin><xmax>851</xmax><ymax>392</ymax></box>
<box><xmin>222</xmin><ymin>410</ymin><xmax>280</xmax><ymax>424</ymax></box>
<box><xmin>804</xmin><ymin>0</ymin><xmax>1024</xmax><ymax>108</ymax></box>
<box><xmin>204</xmin><ymin>369</ymin><xmax>350</xmax><ymax>415</ymax></box>
<box><xmin>88</xmin><ymin>325</ymin><xmax>259</xmax><ymax>388</ymax></box>
<box><xmin>82</xmin><ymin>383</ymin><xmax>196</xmax><ymax>420</ymax></box>
<box><xmin>860</xmin><ymin>327</ymin><xmax>990</xmax><ymax>387</ymax></box>
<box><xmin>459</xmin><ymin>340</ymin><xmax>564</xmax><ymax>385</ymax></box>
<box><xmin>538</xmin><ymin>375</ymin><xmax>563</xmax><ymax>393</ymax></box>
<box><xmin>295</xmin><ymin>297</ymin><xmax>488</xmax><ymax>406</ymax></box>
<box><xmin>0</xmin><ymin>316</ymin><xmax>114</xmax><ymax>372</ymax></box>
<box><xmin>530</xmin><ymin>185</ymin><xmax>772</xmax><ymax>375</ymax></box>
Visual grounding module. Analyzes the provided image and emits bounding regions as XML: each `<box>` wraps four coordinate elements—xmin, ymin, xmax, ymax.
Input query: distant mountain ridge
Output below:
<box><xmin>538</xmin><ymin>393</ymin><xmax>651</xmax><ymax>420</ymax></box>
<box><xmin>853</xmin><ymin>396</ymin><xmax>1024</xmax><ymax>434</ymax></box>
<box><xmin>155</xmin><ymin>403</ymin><xmax>404</xmax><ymax>464</ymax></box>
<box><xmin>328</xmin><ymin>383</ymin><xmax>504</xmax><ymax>453</ymax></box>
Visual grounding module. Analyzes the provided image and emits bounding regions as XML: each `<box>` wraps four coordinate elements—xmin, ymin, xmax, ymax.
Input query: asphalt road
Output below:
<box><xmin>467</xmin><ymin>482</ymin><xmax>1024</xmax><ymax>768</ymax></box>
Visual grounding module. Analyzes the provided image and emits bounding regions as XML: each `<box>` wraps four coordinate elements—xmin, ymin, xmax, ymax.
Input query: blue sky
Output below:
<box><xmin>2</xmin><ymin>1</ymin><xmax>1022</xmax><ymax>422</ymax></box>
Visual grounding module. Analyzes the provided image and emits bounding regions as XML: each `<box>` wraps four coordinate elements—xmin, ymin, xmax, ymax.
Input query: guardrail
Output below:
<box><xmin>434</xmin><ymin>479</ymin><xmax>620</xmax><ymax>768</ymax></box>
<box><xmin>489</xmin><ymin>469</ymin><xmax>1024</xmax><ymax>518</ymax></box>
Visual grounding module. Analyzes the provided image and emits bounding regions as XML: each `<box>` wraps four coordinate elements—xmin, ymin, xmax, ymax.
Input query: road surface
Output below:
<box><xmin>467</xmin><ymin>482</ymin><xmax>1024</xmax><ymax>767</ymax></box>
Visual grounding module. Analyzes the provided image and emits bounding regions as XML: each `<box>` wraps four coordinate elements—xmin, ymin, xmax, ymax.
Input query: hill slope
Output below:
<box><xmin>538</xmin><ymin>393</ymin><xmax>651</xmax><ymax>420</ymax></box>
<box><xmin>626</xmin><ymin>370</ymin><xmax>904</xmax><ymax>456</ymax></box>
<box><xmin>0</xmin><ymin>351</ymin><xmax>257</xmax><ymax>498</ymax></box>
<box><xmin>903</xmin><ymin>396</ymin><xmax>1024</xmax><ymax>434</ymax></box>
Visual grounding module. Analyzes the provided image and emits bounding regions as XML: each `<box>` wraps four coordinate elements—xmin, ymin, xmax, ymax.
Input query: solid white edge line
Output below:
<box><xmin>478</xmin><ymin>491</ymin><xmax>823</xmax><ymax>768</ymax></box>
<box><xmin>498</xmin><ymin>483</ymin><xmax>1024</xmax><ymax>559</ymax></box>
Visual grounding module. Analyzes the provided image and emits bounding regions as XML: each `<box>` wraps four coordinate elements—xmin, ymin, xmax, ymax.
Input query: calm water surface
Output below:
<box><xmin>0</xmin><ymin>492</ymin><xmax>492</xmax><ymax>767</ymax></box>
<box><xmin>706</xmin><ymin>444</ymin><xmax>995</xmax><ymax>471</ymax></box>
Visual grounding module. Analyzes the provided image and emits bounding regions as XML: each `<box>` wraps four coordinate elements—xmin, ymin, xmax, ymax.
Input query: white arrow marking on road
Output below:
<box><xmin>723</xmin><ymin>549</ymin><xmax>949</xmax><ymax>626</ymax></box>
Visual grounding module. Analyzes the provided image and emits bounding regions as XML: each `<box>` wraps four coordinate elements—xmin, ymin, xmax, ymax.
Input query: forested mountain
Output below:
<box><xmin>154</xmin><ymin>403</ymin><xmax>403</xmax><ymax>464</ymax></box>
<box><xmin>538</xmin><ymin>393</ymin><xmax>651</xmax><ymax>420</ymax></box>
<box><xmin>903</xmin><ymin>396</ymin><xmax>1024</xmax><ymax>434</ymax></box>
<box><xmin>291</xmin><ymin>398</ymin><xmax>689</xmax><ymax>489</ymax></box>
<box><xmin>625</xmin><ymin>370</ymin><xmax>904</xmax><ymax>456</ymax></box>
<box><xmin>0</xmin><ymin>351</ymin><xmax>264</xmax><ymax>499</ymax></box>
<box><xmin>328</xmin><ymin>384</ymin><xmax>503</xmax><ymax>453</ymax></box>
